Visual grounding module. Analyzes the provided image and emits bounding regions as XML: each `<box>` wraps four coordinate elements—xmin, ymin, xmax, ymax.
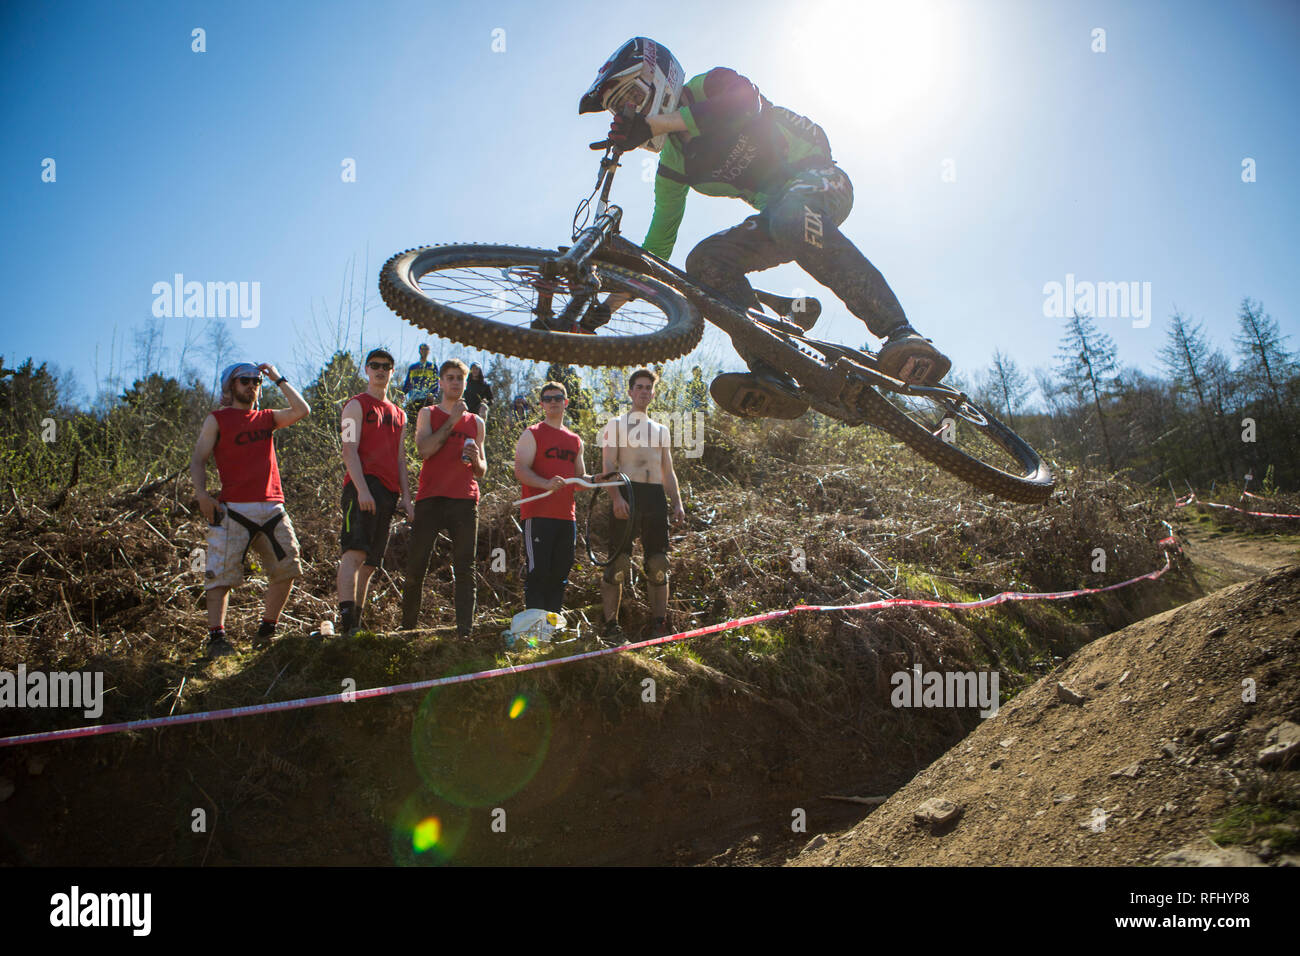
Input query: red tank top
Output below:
<box><xmin>344</xmin><ymin>392</ymin><xmax>406</xmax><ymax>494</ymax></box>
<box><xmin>416</xmin><ymin>407</ymin><xmax>480</xmax><ymax>502</ymax></box>
<box><xmin>520</xmin><ymin>421</ymin><xmax>581</xmax><ymax>521</ymax></box>
<box><xmin>212</xmin><ymin>408</ymin><xmax>283</xmax><ymax>503</ymax></box>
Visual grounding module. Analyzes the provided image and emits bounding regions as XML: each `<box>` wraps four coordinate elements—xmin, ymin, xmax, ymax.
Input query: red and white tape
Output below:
<box><xmin>0</xmin><ymin>526</ymin><xmax>1183</xmax><ymax>749</ymax></box>
<box><xmin>1175</xmin><ymin>492</ymin><xmax>1300</xmax><ymax>519</ymax></box>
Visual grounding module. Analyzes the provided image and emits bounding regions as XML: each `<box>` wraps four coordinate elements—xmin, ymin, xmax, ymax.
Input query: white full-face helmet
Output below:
<box><xmin>579</xmin><ymin>37</ymin><xmax>685</xmax><ymax>152</ymax></box>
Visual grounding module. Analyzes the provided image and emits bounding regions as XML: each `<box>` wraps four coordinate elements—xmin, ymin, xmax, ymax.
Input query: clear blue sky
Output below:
<box><xmin>3</xmin><ymin>0</ymin><xmax>1297</xmax><ymax>405</ymax></box>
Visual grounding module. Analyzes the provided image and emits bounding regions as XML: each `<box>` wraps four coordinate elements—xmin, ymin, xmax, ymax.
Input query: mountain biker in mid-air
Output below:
<box><xmin>579</xmin><ymin>37</ymin><xmax>952</xmax><ymax>415</ymax></box>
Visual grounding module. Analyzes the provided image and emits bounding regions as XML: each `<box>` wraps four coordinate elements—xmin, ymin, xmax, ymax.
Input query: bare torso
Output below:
<box><xmin>599</xmin><ymin>412</ymin><xmax>669</xmax><ymax>484</ymax></box>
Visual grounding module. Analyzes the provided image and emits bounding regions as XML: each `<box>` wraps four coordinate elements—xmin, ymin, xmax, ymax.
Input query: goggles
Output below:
<box><xmin>604</xmin><ymin>77</ymin><xmax>651</xmax><ymax>114</ymax></box>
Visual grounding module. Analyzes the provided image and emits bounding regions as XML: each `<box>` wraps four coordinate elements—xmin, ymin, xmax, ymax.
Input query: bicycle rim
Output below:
<box><xmin>584</xmin><ymin>472</ymin><xmax>634</xmax><ymax>567</ymax></box>
<box><xmin>380</xmin><ymin>244</ymin><xmax>702</xmax><ymax>366</ymax></box>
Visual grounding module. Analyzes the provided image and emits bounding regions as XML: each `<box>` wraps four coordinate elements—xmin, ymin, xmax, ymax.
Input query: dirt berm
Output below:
<box><xmin>792</xmin><ymin>563</ymin><xmax>1300</xmax><ymax>867</ymax></box>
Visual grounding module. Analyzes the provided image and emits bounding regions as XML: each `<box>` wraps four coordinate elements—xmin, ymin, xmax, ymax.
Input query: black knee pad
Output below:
<box><xmin>603</xmin><ymin>553</ymin><xmax>631</xmax><ymax>585</ymax></box>
<box><xmin>645</xmin><ymin>553</ymin><xmax>669</xmax><ymax>585</ymax></box>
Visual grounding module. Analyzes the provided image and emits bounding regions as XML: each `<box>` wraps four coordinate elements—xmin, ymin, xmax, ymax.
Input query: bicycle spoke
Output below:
<box><xmin>414</xmin><ymin>264</ymin><xmax>675</xmax><ymax>338</ymax></box>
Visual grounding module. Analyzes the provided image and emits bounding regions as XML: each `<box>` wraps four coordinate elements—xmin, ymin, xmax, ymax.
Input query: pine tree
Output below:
<box><xmin>1234</xmin><ymin>298</ymin><xmax>1292</xmax><ymax>420</ymax></box>
<box><xmin>1158</xmin><ymin>312</ymin><xmax>1227</xmax><ymax>477</ymax></box>
<box><xmin>982</xmin><ymin>349</ymin><xmax>1032</xmax><ymax>428</ymax></box>
<box><xmin>1055</xmin><ymin>311</ymin><xmax>1120</xmax><ymax>471</ymax></box>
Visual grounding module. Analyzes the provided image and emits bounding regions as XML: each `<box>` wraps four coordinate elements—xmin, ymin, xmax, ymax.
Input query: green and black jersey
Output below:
<box><xmin>643</xmin><ymin>68</ymin><xmax>833</xmax><ymax>260</ymax></box>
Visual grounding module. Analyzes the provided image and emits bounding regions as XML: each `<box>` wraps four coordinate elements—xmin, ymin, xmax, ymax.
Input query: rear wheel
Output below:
<box><xmin>380</xmin><ymin>244</ymin><xmax>703</xmax><ymax>366</ymax></box>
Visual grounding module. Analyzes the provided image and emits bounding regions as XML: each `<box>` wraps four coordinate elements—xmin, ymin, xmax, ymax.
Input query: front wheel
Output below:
<box><xmin>380</xmin><ymin>244</ymin><xmax>703</xmax><ymax>366</ymax></box>
<box><xmin>858</xmin><ymin>385</ymin><xmax>1055</xmax><ymax>504</ymax></box>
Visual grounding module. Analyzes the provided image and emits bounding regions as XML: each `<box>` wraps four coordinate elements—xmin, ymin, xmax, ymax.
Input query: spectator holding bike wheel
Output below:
<box><xmin>596</xmin><ymin>368</ymin><xmax>685</xmax><ymax>644</ymax></box>
<box><xmin>513</xmin><ymin>381</ymin><xmax>588</xmax><ymax>615</ymax></box>
<box><xmin>579</xmin><ymin>38</ymin><xmax>952</xmax><ymax>411</ymax></box>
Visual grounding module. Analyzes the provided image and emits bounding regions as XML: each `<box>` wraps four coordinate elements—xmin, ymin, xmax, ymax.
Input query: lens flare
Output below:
<box><xmin>412</xmin><ymin>680</ymin><xmax>552</xmax><ymax>807</ymax></box>
<box><xmin>391</xmin><ymin>792</ymin><xmax>468</xmax><ymax>866</ymax></box>
<box><xmin>412</xmin><ymin>816</ymin><xmax>441</xmax><ymax>852</ymax></box>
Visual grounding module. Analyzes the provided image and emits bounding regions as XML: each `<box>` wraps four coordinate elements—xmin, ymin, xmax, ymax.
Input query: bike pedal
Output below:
<box><xmin>710</xmin><ymin>372</ymin><xmax>808</xmax><ymax>420</ymax></box>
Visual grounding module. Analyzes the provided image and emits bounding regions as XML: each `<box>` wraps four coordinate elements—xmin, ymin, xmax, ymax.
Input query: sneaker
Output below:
<box><xmin>876</xmin><ymin>326</ymin><xmax>952</xmax><ymax>386</ymax></box>
<box><xmin>206</xmin><ymin>635</ymin><xmax>237</xmax><ymax>659</ymax></box>
<box><xmin>601</xmin><ymin>620</ymin><xmax>628</xmax><ymax>647</ymax></box>
<box><xmin>251</xmin><ymin>621</ymin><xmax>277</xmax><ymax>649</ymax></box>
<box><xmin>710</xmin><ymin>372</ymin><xmax>809</xmax><ymax>420</ymax></box>
<box><xmin>649</xmin><ymin>617</ymin><xmax>671</xmax><ymax>639</ymax></box>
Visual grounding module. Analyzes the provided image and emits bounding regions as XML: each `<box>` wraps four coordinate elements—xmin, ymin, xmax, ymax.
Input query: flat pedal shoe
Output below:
<box><xmin>710</xmin><ymin>372</ymin><xmax>809</xmax><ymax>420</ymax></box>
<box><xmin>876</xmin><ymin>328</ymin><xmax>952</xmax><ymax>385</ymax></box>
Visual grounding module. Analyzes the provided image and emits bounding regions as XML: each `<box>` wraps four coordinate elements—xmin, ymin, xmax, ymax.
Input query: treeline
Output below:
<box><xmin>2</xmin><ymin>296</ymin><xmax>1295</xmax><ymax>503</ymax></box>
<box><xmin>966</xmin><ymin>298</ymin><xmax>1297</xmax><ymax>490</ymax></box>
<box><xmin>0</xmin><ymin>349</ymin><xmax>713</xmax><ymax>506</ymax></box>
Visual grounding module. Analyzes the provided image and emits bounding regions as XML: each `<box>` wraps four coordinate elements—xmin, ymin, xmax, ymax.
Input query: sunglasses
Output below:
<box><xmin>540</xmin><ymin>394</ymin><xmax>566</xmax><ymax>403</ymax></box>
<box><xmin>237</xmin><ymin>376</ymin><xmax>262</xmax><ymax>386</ymax></box>
<box><xmin>368</xmin><ymin>362</ymin><xmax>393</xmax><ymax>371</ymax></box>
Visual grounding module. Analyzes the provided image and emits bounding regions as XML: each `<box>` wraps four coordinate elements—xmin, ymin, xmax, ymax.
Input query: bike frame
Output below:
<box><xmin>544</xmin><ymin>144</ymin><xmax>978</xmax><ymax>425</ymax></box>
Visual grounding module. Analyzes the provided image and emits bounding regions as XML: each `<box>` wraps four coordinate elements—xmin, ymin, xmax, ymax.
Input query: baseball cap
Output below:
<box><xmin>365</xmin><ymin>348</ymin><xmax>395</xmax><ymax>366</ymax></box>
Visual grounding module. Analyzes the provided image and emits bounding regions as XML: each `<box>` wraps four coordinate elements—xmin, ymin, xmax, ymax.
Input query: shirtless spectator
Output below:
<box><xmin>596</xmin><ymin>368</ymin><xmax>686</xmax><ymax>644</ymax></box>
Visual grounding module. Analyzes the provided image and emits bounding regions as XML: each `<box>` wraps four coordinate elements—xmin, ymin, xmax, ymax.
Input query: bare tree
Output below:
<box><xmin>205</xmin><ymin>320</ymin><xmax>235</xmax><ymax>396</ymax></box>
<box><xmin>132</xmin><ymin>316</ymin><xmax>167</xmax><ymax>381</ymax></box>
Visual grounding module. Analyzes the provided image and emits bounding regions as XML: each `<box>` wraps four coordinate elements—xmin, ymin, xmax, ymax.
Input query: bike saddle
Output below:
<box><xmin>755</xmin><ymin>289</ymin><xmax>821</xmax><ymax>332</ymax></box>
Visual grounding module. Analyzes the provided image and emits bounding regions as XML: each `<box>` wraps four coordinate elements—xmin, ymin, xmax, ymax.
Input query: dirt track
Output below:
<box><xmin>788</xmin><ymin>525</ymin><xmax>1300</xmax><ymax>867</ymax></box>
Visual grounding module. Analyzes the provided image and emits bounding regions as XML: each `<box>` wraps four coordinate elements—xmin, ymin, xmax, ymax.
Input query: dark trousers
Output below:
<box><xmin>683</xmin><ymin>164</ymin><xmax>908</xmax><ymax>339</ymax></box>
<box><xmin>402</xmin><ymin>496</ymin><xmax>478</xmax><ymax>633</ymax></box>
<box><xmin>524</xmin><ymin>517</ymin><xmax>577</xmax><ymax>613</ymax></box>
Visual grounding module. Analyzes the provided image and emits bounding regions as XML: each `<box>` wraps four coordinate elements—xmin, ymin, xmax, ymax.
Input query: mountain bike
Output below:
<box><xmin>380</xmin><ymin>144</ymin><xmax>1055</xmax><ymax>504</ymax></box>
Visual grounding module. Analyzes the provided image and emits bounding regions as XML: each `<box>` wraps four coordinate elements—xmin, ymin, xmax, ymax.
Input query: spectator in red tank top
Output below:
<box><xmin>401</xmin><ymin>359</ymin><xmax>486</xmax><ymax>638</ymax></box>
<box><xmin>514</xmin><ymin>381</ymin><xmax>588</xmax><ymax>614</ymax></box>
<box><xmin>336</xmin><ymin>347</ymin><xmax>414</xmax><ymax>637</ymax></box>
<box><xmin>190</xmin><ymin>361</ymin><xmax>311</xmax><ymax>658</ymax></box>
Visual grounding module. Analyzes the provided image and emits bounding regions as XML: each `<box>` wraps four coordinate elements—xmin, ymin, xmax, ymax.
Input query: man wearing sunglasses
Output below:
<box><xmin>190</xmin><ymin>361</ymin><xmax>310</xmax><ymax>658</ymax></box>
<box><xmin>513</xmin><ymin>381</ymin><xmax>588</xmax><ymax>617</ymax></box>
<box><xmin>337</xmin><ymin>348</ymin><xmax>414</xmax><ymax>637</ymax></box>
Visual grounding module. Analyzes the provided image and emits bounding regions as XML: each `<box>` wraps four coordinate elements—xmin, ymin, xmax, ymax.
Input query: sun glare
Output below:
<box><xmin>782</xmin><ymin>0</ymin><xmax>953</xmax><ymax>131</ymax></box>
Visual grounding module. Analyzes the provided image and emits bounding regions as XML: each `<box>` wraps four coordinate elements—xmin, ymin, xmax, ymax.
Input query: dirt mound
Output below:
<box><xmin>792</xmin><ymin>562</ymin><xmax>1300</xmax><ymax>867</ymax></box>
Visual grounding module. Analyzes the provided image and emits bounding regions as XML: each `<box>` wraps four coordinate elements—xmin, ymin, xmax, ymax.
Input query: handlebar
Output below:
<box><xmin>513</xmin><ymin>475</ymin><xmax>626</xmax><ymax>508</ymax></box>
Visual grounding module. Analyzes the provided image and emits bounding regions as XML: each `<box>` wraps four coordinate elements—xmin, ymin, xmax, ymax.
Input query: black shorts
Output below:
<box><xmin>340</xmin><ymin>475</ymin><xmax>399</xmax><ymax>568</ymax></box>
<box><xmin>611</xmin><ymin>481</ymin><xmax>670</xmax><ymax>558</ymax></box>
